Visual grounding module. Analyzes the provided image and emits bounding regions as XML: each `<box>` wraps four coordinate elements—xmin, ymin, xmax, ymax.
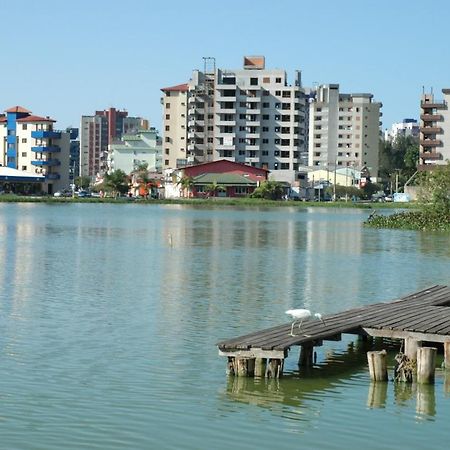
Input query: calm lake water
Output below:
<box><xmin>1</xmin><ymin>203</ymin><xmax>450</xmax><ymax>449</ymax></box>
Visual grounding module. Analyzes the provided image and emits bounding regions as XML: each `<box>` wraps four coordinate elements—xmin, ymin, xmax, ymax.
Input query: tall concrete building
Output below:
<box><xmin>80</xmin><ymin>107</ymin><xmax>148</xmax><ymax>177</ymax></box>
<box><xmin>419</xmin><ymin>89</ymin><xmax>450</xmax><ymax>169</ymax></box>
<box><xmin>0</xmin><ymin>106</ymin><xmax>72</xmax><ymax>194</ymax></box>
<box><xmin>161</xmin><ymin>56</ymin><xmax>308</xmax><ymax>181</ymax></box>
<box><xmin>308</xmin><ymin>84</ymin><xmax>382</xmax><ymax>178</ymax></box>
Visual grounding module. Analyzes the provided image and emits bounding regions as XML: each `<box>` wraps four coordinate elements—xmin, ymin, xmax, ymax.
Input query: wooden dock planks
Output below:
<box><xmin>217</xmin><ymin>285</ymin><xmax>450</xmax><ymax>355</ymax></box>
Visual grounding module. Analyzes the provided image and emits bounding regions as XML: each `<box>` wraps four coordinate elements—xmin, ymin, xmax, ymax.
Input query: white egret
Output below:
<box><xmin>286</xmin><ymin>309</ymin><xmax>325</xmax><ymax>336</ymax></box>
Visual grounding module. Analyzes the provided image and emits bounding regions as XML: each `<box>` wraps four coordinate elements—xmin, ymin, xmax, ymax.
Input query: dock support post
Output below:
<box><xmin>367</xmin><ymin>350</ymin><xmax>388</xmax><ymax>381</ymax></box>
<box><xmin>417</xmin><ymin>347</ymin><xmax>436</xmax><ymax>384</ymax></box>
<box><xmin>234</xmin><ymin>358</ymin><xmax>255</xmax><ymax>377</ymax></box>
<box><xmin>405</xmin><ymin>338</ymin><xmax>422</xmax><ymax>361</ymax></box>
<box><xmin>444</xmin><ymin>342</ymin><xmax>450</xmax><ymax>369</ymax></box>
<box><xmin>265</xmin><ymin>359</ymin><xmax>283</xmax><ymax>378</ymax></box>
<box><xmin>299</xmin><ymin>344</ymin><xmax>314</xmax><ymax>369</ymax></box>
<box><xmin>254</xmin><ymin>358</ymin><xmax>266</xmax><ymax>378</ymax></box>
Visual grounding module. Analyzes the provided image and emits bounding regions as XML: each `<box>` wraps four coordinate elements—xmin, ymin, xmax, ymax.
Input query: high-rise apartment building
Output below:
<box><xmin>419</xmin><ymin>89</ymin><xmax>449</xmax><ymax>169</ymax></box>
<box><xmin>0</xmin><ymin>106</ymin><xmax>72</xmax><ymax>194</ymax></box>
<box><xmin>308</xmin><ymin>84</ymin><xmax>382</xmax><ymax>178</ymax></box>
<box><xmin>161</xmin><ymin>56</ymin><xmax>308</xmax><ymax>180</ymax></box>
<box><xmin>80</xmin><ymin>107</ymin><xmax>148</xmax><ymax>177</ymax></box>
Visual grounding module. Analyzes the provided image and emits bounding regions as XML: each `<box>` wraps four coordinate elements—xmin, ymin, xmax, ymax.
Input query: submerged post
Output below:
<box><xmin>417</xmin><ymin>347</ymin><xmax>436</xmax><ymax>384</ymax></box>
<box><xmin>367</xmin><ymin>350</ymin><xmax>388</xmax><ymax>381</ymax></box>
<box><xmin>299</xmin><ymin>344</ymin><xmax>314</xmax><ymax>369</ymax></box>
<box><xmin>266</xmin><ymin>359</ymin><xmax>284</xmax><ymax>378</ymax></box>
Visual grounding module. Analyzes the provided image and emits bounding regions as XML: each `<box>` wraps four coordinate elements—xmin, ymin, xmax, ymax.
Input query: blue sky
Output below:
<box><xmin>2</xmin><ymin>0</ymin><xmax>449</xmax><ymax>131</ymax></box>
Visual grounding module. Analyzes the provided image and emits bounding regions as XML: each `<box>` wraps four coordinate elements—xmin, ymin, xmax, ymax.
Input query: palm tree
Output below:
<box><xmin>177</xmin><ymin>176</ymin><xmax>195</xmax><ymax>198</ymax></box>
<box><xmin>103</xmin><ymin>169</ymin><xmax>129</xmax><ymax>198</ymax></box>
<box><xmin>205</xmin><ymin>181</ymin><xmax>226</xmax><ymax>198</ymax></box>
<box><xmin>132</xmin><ymin>162</ymin><xmax>153</xmax><ymax>198</ymax></box>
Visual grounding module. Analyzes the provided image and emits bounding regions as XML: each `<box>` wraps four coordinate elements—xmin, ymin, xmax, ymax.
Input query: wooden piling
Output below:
<box><xmin>299</xmin><ymin>344</ymin><xmax>314</xmax><ymax>369</ymax></box>
<box><xmin>404</xmin><ymin>338</ymin><xmax>422</xmax><ymax>361</ymax></box>
<box><xmin>254</xmin><ymin>357</ymin><xmax>266</xmax><ymax>378</ymax></box>
<box><xmin>235</xmin><ymin>357</ymin><xmax>255</xmax><ymax>377</ymax></box>
<box><xmin>444</xmin><ymin>341</ymin><xmax>450</xmax><ymax>369</ymax></box>
<box><xmin>417</xmin><ymin>347</ymin><xmax>436</xmax><ymax>384</ymax></box>
<box><xmin>266</xmin><ymin>359</ymin><xmax>283</xmax><ymax>378</ymax></box>
<box><xmin>367</xmin><ymin>350</ymin><xmax>388</xmax><ymax>381</ymax></box>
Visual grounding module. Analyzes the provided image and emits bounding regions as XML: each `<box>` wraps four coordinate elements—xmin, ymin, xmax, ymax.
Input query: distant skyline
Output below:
<box><xmin>2</xmin><ymin>0</ymin><xmax>450</xmax><ymax>132</ymax></box>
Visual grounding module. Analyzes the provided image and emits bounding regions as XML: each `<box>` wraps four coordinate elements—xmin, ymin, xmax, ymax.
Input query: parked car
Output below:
<box><xmin>77</xmin><ymin>190</ymin><xmax>91</xmax><ymax>198</ymax></box>
<box><xmin>53</xmin><ymin>189</ymin><xmax>72</xmax><ymax>197</ymax></box>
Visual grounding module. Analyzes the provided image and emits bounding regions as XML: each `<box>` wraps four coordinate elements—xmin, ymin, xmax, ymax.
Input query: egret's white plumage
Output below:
<box><xmin>286</xmin><ymin>309</ymin><xmax>325</xmax><ymax>336</ymax></box>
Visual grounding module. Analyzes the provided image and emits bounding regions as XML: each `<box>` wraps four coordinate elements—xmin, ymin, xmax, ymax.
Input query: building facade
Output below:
<box><xmin>419</xmin><ymin>89</ymin><xmax>450</xmax><ymax>169</ymax></box>
<box><xmin>384</xmin><ymin>119</ymin><xmax>419</xmax><ymax>142</ymax></box>
<box><xmin>161</xmin><ymin>56</ymin><xmax>308</xmax><ymax>181</ymax></box>
<box><xmin>107</xmin><ymin>129</ymin><xmax>162</xmax><ymax>175</ymax></box>
<box><xmin>308</xmin><ymin>84</ymin><xmax>382</xmax><ymax>178</ymax></box>
<box><xmin>80</xmin><ymin>107</ymin><xmax>148</xmax><ymax>178</ymax></box>
<box><xmin>0</xmin><ymin>106</ymin><xmax>72</xmax><ymax>194</ymax></box>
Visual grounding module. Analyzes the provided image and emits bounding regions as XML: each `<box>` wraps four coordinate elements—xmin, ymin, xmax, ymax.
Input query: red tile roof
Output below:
<box><xmin>161</xmin><ymin>83</ymin><xmax>189</xmax><ymax>92</ymax></box>
<box><xmin>0</xmin><ymin>115</ymin><xmax>6</xmax><ymax>123</ymax></box>
<box><xmin>16</xmin><ymin>115</ymin><xmax>56</xmax><ymax>123</ymax></box>
<box><xmin>5</xmin><ymin>106</ymin><xmax>32</xmax><ymax>113</ymax></box>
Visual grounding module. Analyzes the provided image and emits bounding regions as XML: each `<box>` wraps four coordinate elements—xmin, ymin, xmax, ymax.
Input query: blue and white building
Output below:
<box><xmin>0</xmin><ymin>106</ymin><xmax>72</xmax><ymax>194</ymax></box>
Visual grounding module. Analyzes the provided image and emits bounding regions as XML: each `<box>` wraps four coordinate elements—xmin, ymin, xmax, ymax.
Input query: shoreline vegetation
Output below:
<box><xmin>0</xmin><ymin>193</ymin><xmax>414</xmax><ymax>209</ymax></box>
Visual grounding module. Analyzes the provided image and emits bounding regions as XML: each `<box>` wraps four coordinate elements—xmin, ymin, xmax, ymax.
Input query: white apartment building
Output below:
<box><xmin>419</xmin><ymin>89</ymin><xmax>450</xmax><ymax>169</ymax></box>
<box><xmin>108</xmin><ymin>129</ymin><xmax>162</xmax><ymax>174</ymax></box>
<box><xmin>384</xmin><ymin>119</ymin><xmax>419</xmax><ymax>142</ymax></box>
<box><xmin>161</xmin><ymin>56</ymin><xmax>308</xmax><ymax>182</ymax></box>
<box><xmin>0</xmin><ymin>106</ymin><xmax>71</xmax><ymax>194</ymax></box>
<box><xmin>308</xmin><ymin>84</ymin><xmax>382</xmax><ymax>179</ymax></box>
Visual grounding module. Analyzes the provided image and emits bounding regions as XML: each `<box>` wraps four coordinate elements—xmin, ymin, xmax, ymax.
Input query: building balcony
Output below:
<box><xmin>45</xmin><ymin>173</ymin><xmax>61</xmax><ymax>180</ymax></box>
<box><xmin>420</xmin><ymin>152</ymin><xmax>443</xmax><ymax>161</ymax></box>
<box><xmin>420</xmin><ymin>139</ymin><xmax>442</xmax><ymax>147</ymax></box>
<box><xmin>217</xmin><ymin>95</ymin><xmax>236</xmax><ymax>102</ymax></box>
<box><xmin>31</xmin><ymin>159</ymin><xmax>61</xmax><ymax>167</ymax></box>
<box><xmin>420</xmin><ymin>101</ymin><xmax>447</xmax><ymax>110</ymax></box>
<box><xmin>217</xmin><ymin>120</ymin><xmax>236</xmax><ymax>126</ymax></box>
<box><xmin>31</xmin><ymin>130</ymin><xmax>62</xmax><ymax>139</ymax></box>
<box><xmin>31</xmin><ymin>145</ymin><xmax>61</xmax><ymax>153</ymax></box>
<box><xmin>420</xmin><ymin>127</ymin><xmax>442</xmax><ymax>135</ymax></box>
<box><xmin>6</xmin><ymin>149</ymin><xmax>16</xmax><ymax>157</ymax></box>
<box><xmin>420</xmin><ymin>114</ymin><xmax>442</xmax><ymax>122</ymax></box>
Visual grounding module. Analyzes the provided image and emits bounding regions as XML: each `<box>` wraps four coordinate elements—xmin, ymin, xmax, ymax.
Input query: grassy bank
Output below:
<box><xmin>0</xmin><ymin>194</ymin><xmax>417</xmax><ymax>209</ymax></box>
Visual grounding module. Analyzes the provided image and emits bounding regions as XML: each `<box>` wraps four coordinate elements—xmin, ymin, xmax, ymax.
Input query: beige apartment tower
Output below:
<box><xmin>161</xmin><ymin>56</ymin><xmax>308</xmax><ymax>181</ymax></box>
<box><xmin>308</xmin><ymin>84</ymin><xmax>381</xmax><ymax>178</ymax></box>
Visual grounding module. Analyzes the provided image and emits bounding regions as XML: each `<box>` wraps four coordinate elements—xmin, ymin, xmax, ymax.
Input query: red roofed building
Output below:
<box><xmin>0</xmin><ymin>106</ymin><xmax>72</xmax><ymax>194</ymax></box>
<box><xmin>166</xmin><ymin>159</ymin><xmax>269</xmax><ymax>198</ymax></box>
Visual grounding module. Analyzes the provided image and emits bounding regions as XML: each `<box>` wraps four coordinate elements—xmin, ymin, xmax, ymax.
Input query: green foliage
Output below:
<box><xmin>361</xmin><ymin>182</ymin><xmax>383</xmax><ymax>200</ymax></box>
<box><xmin>176</xmin><ymin>176</ymin><xmax>194</xmax><ymax>197</ymax></box>
<box><xmin>250</xmin><ymin>180</ymin><xmax>285</xmax><ymax>200</ymax></box>
<box><xmin>75</xmin><ymin>175</ymin><xmax>91</xmax><ymax>189</ymax></box>
<box><xmin>103</xmin><ymin>169</ymin><xmax>129</xmax><ymax>196</ymax></box>
<box><xmin>378</xmin><ymin>135</ymin><xmax>419</xmax><ymax>185</ymax></box>
<box><xmin>418</xmin><ymin>163</ymin><xmax>450</xmax><ymax>215</ymax></box>
<box><xmin>366</xmin><ymin>210</ymin><xmax>450</xmax><ymax>231</ymax></box>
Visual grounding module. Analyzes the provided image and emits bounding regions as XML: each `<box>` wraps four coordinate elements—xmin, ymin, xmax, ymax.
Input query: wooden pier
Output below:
<box><xmin>217</xmin><ymin>285</ymin><xmax>450</xmax><ymax>378</ymax></box>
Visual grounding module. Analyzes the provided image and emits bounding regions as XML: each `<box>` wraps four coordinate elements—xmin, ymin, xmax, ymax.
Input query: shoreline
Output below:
<box><xmin>0</xmin><ymin>194</ymin><xmax>415</xmax><ymax>209</ymax></box>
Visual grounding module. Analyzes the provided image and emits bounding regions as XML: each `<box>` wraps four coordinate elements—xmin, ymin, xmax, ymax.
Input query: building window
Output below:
<box><xmin>21</xmin><ymin>138</ymin><xmax>27</xmax><ymax>143</ymax></box>
<box><xmin>22</xmin><ymin>124</ymin><xmax>27</xmax><ymax>130</ymax></box>
<box><xmin>165</xmin><ymin>148</ymin><xmax>170</xmax><ymax>155</ymax></box>
<box><xmin>262</xmin><ymin>139</ymin><xmax>269</xmax><ymax>144</ymax></box>
<box><xmin>275</xmin><ymin>90</ymin><xmax>281</xmax><ymax>96</ymax></box>
<box><xmin>274</xmin><ymin>139</ymin><xmax>280</xmax><ymax>144</ymax></box>
<box><xmin>262</xmin><ymin>77</ymin><xmax>270</xmax><ymax>84</ymax></box>
<box><xmin>250</xmin><ymin>77</ymin><xmax>258</xmax><ymax>86</ymax></box>
<box><xmin>166</xmin><ymin>114</ymin><xmax>170</xmax><ymax>120</ymax></box>
<box><xmin>262</xmin><ymin>102</ymin><xmax>270</xmax><ymax>108</ymax></box>
<box><xmin>281</xmin><ymin>139</ymin><xmax>290</xmax><ymax>146</ymax></box>
<box><xmin>262</xmin><ymin>114</ymin><xmax>269</xmax><ymax>120</ymax></box>
<box><xmin>275</xmin><ymin>78</ymin><xmax>282</xmax><ymax>83</ymax></box>
<box><xmin>262</xmin><ymin>127</ymin><xmax>269</xmax><ymax>132</ymax></box>
<box><xmin>165</xmin><ymin>137</ymin><xmax>170</xmax><ymax>142</ymax></box>
<box><xmin>21</xmin><ymin>166</ymin><xmax>27</xmax><ymax>171</ymax></box>
<box><xmin>21</xmin><ymin>152</ymin><xmax>27</xmax><ymax>157</ymax></box>
<box><xmin>165</xmin><ymin>159</ymin><xmax>169</xmax><ymax>165</ymax></box>
<box><xmin>165</xmin><ymin>125</ymin><xmax>170</xmax><ymax>131</ymax></box>
<box><xmin>166</xmin><ymin>103</ymin><xmax>170</xmax><ymax>109</ymax></box>
<box><xmin>281</xmin><ymin>163</ymin><xmax>290</xmax><ymax>169</ymax></box>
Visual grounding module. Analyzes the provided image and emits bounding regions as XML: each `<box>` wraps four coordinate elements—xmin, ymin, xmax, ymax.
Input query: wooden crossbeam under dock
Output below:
<box><xmin>217</xmin><ymin>285</ymin><xmax>450</xmax><ymax>377</ymax></box>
